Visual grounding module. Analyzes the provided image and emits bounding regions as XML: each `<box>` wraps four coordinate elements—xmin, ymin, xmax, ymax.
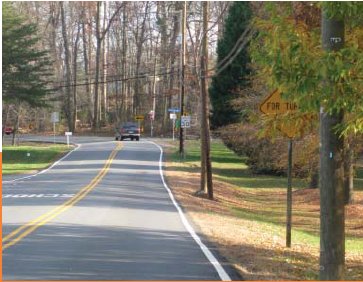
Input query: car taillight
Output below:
<box><xmin>121</xmin><ymin>128</ymin><xmax>126</xmax><ymax>133</ymax></box>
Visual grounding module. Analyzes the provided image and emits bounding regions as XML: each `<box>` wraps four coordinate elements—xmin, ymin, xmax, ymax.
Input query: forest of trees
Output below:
<box><xmin>3</xmin><ymin>2</ymin><xmax>362</xmax><ymax>187</ymax></box>
<box><xmin>2</xmin><ymin>1</ymin><xmax>231</xmax><ymax>137</ymax></box>
<box><xmin>3</xmin><ymin>1</ymin><xmax>362</xmax><ymax>174</ymax></box>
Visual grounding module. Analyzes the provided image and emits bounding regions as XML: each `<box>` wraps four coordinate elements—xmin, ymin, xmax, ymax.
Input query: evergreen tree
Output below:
<box><xmin>2</xmin><ymin>2</ymin><xmax>53</xmax><ymax>107</ymax></box>
<box><xmin>209</xmin><ymin>2</ymin><xmax>252</xmax><ymax>128</ymax></box>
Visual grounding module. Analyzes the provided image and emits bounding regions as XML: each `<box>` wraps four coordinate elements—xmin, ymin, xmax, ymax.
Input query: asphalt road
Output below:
<box><xmin>2</xmin><ymin>137</ymin><xmax>233</xmax><ymax>280</ymax></box>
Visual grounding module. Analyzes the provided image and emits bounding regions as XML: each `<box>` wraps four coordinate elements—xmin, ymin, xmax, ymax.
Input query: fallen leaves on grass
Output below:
<box><xmin>162</xmin><ymin>143</ymin><xmax>363</xmax><ymax>280</ymax></box>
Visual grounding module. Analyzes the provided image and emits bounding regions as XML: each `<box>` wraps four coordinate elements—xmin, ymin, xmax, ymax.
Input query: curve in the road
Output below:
<box><xmin>3</xmin><ymin>139</ymin><xmax>232</xmax><ymax>281</ymax></box>
<box><xmin>149</xmin><ymin>141</ymin><xmax>231</xmax><ymax>281</ymax></box>
<box><xmin>2</xmin><ymin>142</ymin><xmax>123</xmax><ymax>250</ymax></box>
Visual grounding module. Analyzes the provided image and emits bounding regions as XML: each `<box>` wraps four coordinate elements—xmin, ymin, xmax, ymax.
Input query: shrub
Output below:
<box><xmin>218</xmin><ymin>123</ymin><xmax>319</xmax><ymax>181</ymax></box>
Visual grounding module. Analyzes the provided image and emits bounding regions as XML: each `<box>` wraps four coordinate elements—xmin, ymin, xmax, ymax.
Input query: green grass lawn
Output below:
<box><xmin>2</xmin><ymin>143</ymin><xmax>72</xmax><ymax>175</ymax></box>
<box><xmin>171</xmin><ymin>139</ymin><xmax>363</xmax><ymax>191</ymax></box>
<box><xmin>171</xmin><ymin>140</ymin><xmax>309</xmax><ymax>189</ymax></box>
<box><xmin>168</xmin><ymin>139</ymin><xmax>363</xmax><ymax>256</ymax></box>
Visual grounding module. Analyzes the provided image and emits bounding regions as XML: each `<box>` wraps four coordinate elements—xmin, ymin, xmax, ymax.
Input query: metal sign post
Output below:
<box><xmin>149</xmin><ymin>110</ymin><xmax>155</xmax><ymax>137</ymax></box>
<box><xmin>51</xmin><ymin>112</ymin><xmax>59</xmax><ymax>144</ymax></box>
<box><xmin>260</xmin><ymin>90</ymin><xmax>299</xmax><ymax>248</ymax></box>
<box><xmin>286</xmin><ymin>138</ymin><xmax>293</xmax><ymax>248</ymax></box>
<box><xmin>151</xmin><ymin>119</ymin><xmax>153</xmax><ymax>137</ymax></box>
<box><xmin>170</xmin><ymin>113</ymin><xmax>177</xmax><ymax>141</ymax></box>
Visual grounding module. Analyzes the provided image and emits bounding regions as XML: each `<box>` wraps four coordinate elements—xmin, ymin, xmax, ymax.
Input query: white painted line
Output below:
<box><xmin>2</xmin><ymin>194</ymin><xmax>75</xmax><ymax>198</ymax></box>
<box><xmin>2</xmin><ymin>144</ymin><xmax>81</xmax><ymax>184</ymax></box>
<box><xmin>149</xmin><ymin>141</ymin><xmax>232</xmax><ymax>281</ymax></box>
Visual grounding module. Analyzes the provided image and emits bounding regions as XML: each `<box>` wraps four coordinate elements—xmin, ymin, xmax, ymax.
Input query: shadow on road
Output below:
<box><xmin>3</xmin><ymin>224</ymin><xmax>222</xmax><ymax>280</ymax></box>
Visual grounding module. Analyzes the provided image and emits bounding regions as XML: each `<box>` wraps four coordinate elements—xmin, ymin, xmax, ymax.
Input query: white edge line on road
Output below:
<box><xmin>2</xmin><ymin>144</ymin><xmax>81</xmax><ymax>184</ymax></box>
<box><xmin>149</xmin><ymin>141</ymin><xmax>232</xmax><ymax>281</ymax></box>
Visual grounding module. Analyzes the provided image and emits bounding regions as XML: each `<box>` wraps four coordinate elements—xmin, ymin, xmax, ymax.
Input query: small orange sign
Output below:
<box><xmin>260</xmin><ymin>89</ymin><xmax>298</xmax><ymax>115</ymax></box>
<box><xmin>260</xmin><ymin>89</ymin><xmax>300</xmax><ymax>138</ymax></box>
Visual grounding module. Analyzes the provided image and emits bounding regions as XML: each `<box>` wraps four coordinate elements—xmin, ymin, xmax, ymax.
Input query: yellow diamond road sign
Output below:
<box><xmin>260</xmin><ymin>89</ymin><xmax>298</xmax><ymax>115</ymax></box>
<box><xmin>260</xmin><ymin>89</ymin><xmax>300</xmax><ymax>138</ymax></box>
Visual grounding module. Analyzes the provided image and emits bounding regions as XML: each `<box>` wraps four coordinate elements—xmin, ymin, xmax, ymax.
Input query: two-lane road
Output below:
<box><xmin>2</xmin><ymin>139</ymin><xmax>233</xmax><ymax>280</ymax></box>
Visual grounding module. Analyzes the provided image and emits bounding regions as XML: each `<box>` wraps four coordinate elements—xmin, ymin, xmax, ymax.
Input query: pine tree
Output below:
<box><xmin>209</xmin><ymin>2</ymin><xmax>252</xmax><ymax>128</ymax></box>
<box><xmin>2</xmin><ymin>2</ymin><xmax>53</xmax><ymax>107</ymax></box>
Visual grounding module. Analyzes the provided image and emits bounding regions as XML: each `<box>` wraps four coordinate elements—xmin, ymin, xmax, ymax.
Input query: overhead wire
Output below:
<box><xmin>52</xmin><ymin>69</ymin><xmax>177</xmax><ymax>90</ymax></box>
<box><xmin>207</xmin><ymin>24</ymin><xmax>254</xmax><ymax>75</ymax></box>
<box><xmin>208</xmin><ymin>27</ymin><xmax>256</xmax><ymax>78</ymax></box>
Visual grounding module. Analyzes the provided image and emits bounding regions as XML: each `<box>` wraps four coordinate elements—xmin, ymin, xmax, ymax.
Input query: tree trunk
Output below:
<box><xmin>344</xmin><ymin>141</ymin><xmax>354</xmax><ymax>204</ymax></box>
<box><xmin>121</xmin><ymin>5</ymin><xmax>128</xmax><ymax>121</ymax></box>
<box><xmin>93</xmin><ymin>2</ymin><xmax>122</xmax><ymax>130</ymax></box>
<box><xmin>82</xmin><ymin>18</ymin><xmax>92</xmax><ymax>127</ymax></box>
<box><xmin>319</xmin><ymin>11</ymin><xmax>345</xmax><ymax>280</ymax></box>
<box><xmin>104</xmin><ymin>28</ymin><xmax>109</xmax><ymax>121</ymax></box>
<box><xmin>121</xmin><ymin>4</ymin><xmax>128</xmax><ymax>122</ymax></box>
<box><xmin>49</xmin><ymin>2</ymin><xmax>62</xmax><ymax>126</ymax></box>
<box><xmin>2</xmin><ymin>104</ymin><xmax>10</xmax><ymax>141</ymax></box>
<box><xmin>200</xmin><ymin>140</ymin><xmax>207</xmax><ymax>194</ymax></box>
<box><xmin>309</xmin><ymin>171</ymin><xmax>319</xmax><ymax>189</ymax></box>
<box><xmin>133</xmin><ymin>3</ymin><xmax>149</xmax><ymax>115</ymax></box>
<box><xmin>72</xmin><ymin>23</ymin><xmax>81</xmax><ymax>132</ymax></box>
<box><xmin>93</xmin><ymin>2</ymin><xmax>102</xmax><ymax>130</ymax></box>
<box><xmin>100</xmin><ymin>1</ymin><xmax>107</xmax><ymax>124</ymax></box>
<box><xmin>88</xmin><ymin>15</ymin><xmax>94</xmax><ymax>127</ymax></box>
<box><xmin>164</xmin><ymin>4</ymin><xmax>182</xmax><ymax>134</ymax></box>
<box><xmin>60</xmin><ymin>2</ymin><xmax>73</xmax><ymax>132</ymax></box>
<box><xmin>179</xmin><ymin>2</ymin><xmax>186</xmax><ymax>156</ymax></box>
<box><xmin>11</xmin><ymin>105</ymin><xmax>20</xmax><ymax>146</ymax></box>
<box><xmin>200</xmin><ymin>1</ymin><xmax>213</xmax><ymax>200</ymax></box>
<box><xmin>101</xmin><ymin>37</ymin><xmax>106</xmax><ymax>123</ymax></box>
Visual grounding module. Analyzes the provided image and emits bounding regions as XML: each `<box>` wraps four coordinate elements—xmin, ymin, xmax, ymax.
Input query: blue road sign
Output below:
<box><xmin>168</xmin><ymin>108</ymin><xmax>180</xmax><ymax>113</ymax></box>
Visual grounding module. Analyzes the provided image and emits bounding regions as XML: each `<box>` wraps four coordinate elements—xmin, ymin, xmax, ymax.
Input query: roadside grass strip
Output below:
<box><xmin>150</xmin><ymin>141</ymin><xmax>231</xmax><ymax>281</ymax></box>
<box><xmin>2</xmin><ymin>144</ymin><xmax>74</xmax><ymax>176</ymax></box>
<box><xmin>2</xmin><ymin>142</ymin><xmax>123</xmax><ymax>251</ymax></box>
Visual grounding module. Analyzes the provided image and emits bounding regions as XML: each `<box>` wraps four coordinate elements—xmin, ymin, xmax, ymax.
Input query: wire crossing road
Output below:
<box><xmin>2</xmin><ymin>139</ymin><xmax>232</xmax><ymax>280</ymax></box>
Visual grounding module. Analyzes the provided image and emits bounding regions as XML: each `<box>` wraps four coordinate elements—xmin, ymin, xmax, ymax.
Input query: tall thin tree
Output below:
<box><xmin>60</xmin><ymin>2</ymin><xmax>73</xmax><ymax>131</ymax></box>
<box><xmin>93</xmin><ymin>2</ymin><xmax>122</xmax><ymax>130</ymax></box>
<box><xmin>200</xmin><ymin>1</ymin><xmax>213</xmax><ymax>199</ymax></box>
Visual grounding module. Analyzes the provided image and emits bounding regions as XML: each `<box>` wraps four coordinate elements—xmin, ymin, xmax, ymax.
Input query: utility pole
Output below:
<box><xmin>151</xmin><ymin>55</ymin><xmax>157</xmax><ymax>138</ymax></box>
<box><xmin>200</xmin><ymin>1</ymin><xmax>213</xmax><ymax>199</ymax></box>
<box><xmin>320</xmin><ymin>10</ymin><xmax>345</xmax><ymax>280</ymax></box>
<box><xmin>179</xmin><ymin>1</ymin><xmax>186</xmax><ymax>156</ymax></box>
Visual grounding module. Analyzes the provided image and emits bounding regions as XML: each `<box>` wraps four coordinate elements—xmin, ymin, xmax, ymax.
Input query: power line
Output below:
<box><xmin>53</xmin><ymin>69</ymin><xmax>177</xmax><ymax>90</ymax></box>
<box><xmin>209</xmin><ymin>28</ymin><xmax>256</xmax><ymax>78</ymax></box>
<box><xmin>208</xmin><ymin>24</ymin><xmax>254</xmax><ymax>75</ymax></box>
<box><xmin>48</xmin><ymin>61</ymin><xmax>182</xmax><ymax>86</ymax></box>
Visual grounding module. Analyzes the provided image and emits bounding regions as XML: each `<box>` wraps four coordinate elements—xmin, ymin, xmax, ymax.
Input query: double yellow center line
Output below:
<box><xmin>2</xmin><ymin>142</ymin><xmax>122</xmax><ymax>251</ymax></box>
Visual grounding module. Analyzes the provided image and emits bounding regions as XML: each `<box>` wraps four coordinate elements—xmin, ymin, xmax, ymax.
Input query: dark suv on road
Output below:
<box><xmin>115</xmin><ymin>122</ymin><xmax>140</xmax><ymax>141</ymax></box>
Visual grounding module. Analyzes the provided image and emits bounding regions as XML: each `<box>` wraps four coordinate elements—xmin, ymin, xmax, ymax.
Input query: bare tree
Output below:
<box><xmin>60</xmin><ymin>2</ymin><xmax>73</xmax><ymax>131</ymax></box>
<box><xmin>93</xmin><ymin>2</ymin><xmax>122</xmax><ymax>130</ymax></box>
<box><xmin>72</xmin><ymin>22</ymin><xmax>81</xmax><ymax>131</ymax></box>
<box><xmin>6</xmin><ymin>1</ymin><xmax>229</xmax><ymax>136</ymax></box>
<box><xmin>81</xmin><ymin>4</ymin><xmax>93</xmax><ymax>126</ymax></box>
<box><xmin>200</xmin><ymin>1</ymin><xmax>213</xmax><ymax>199</ymax></box>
